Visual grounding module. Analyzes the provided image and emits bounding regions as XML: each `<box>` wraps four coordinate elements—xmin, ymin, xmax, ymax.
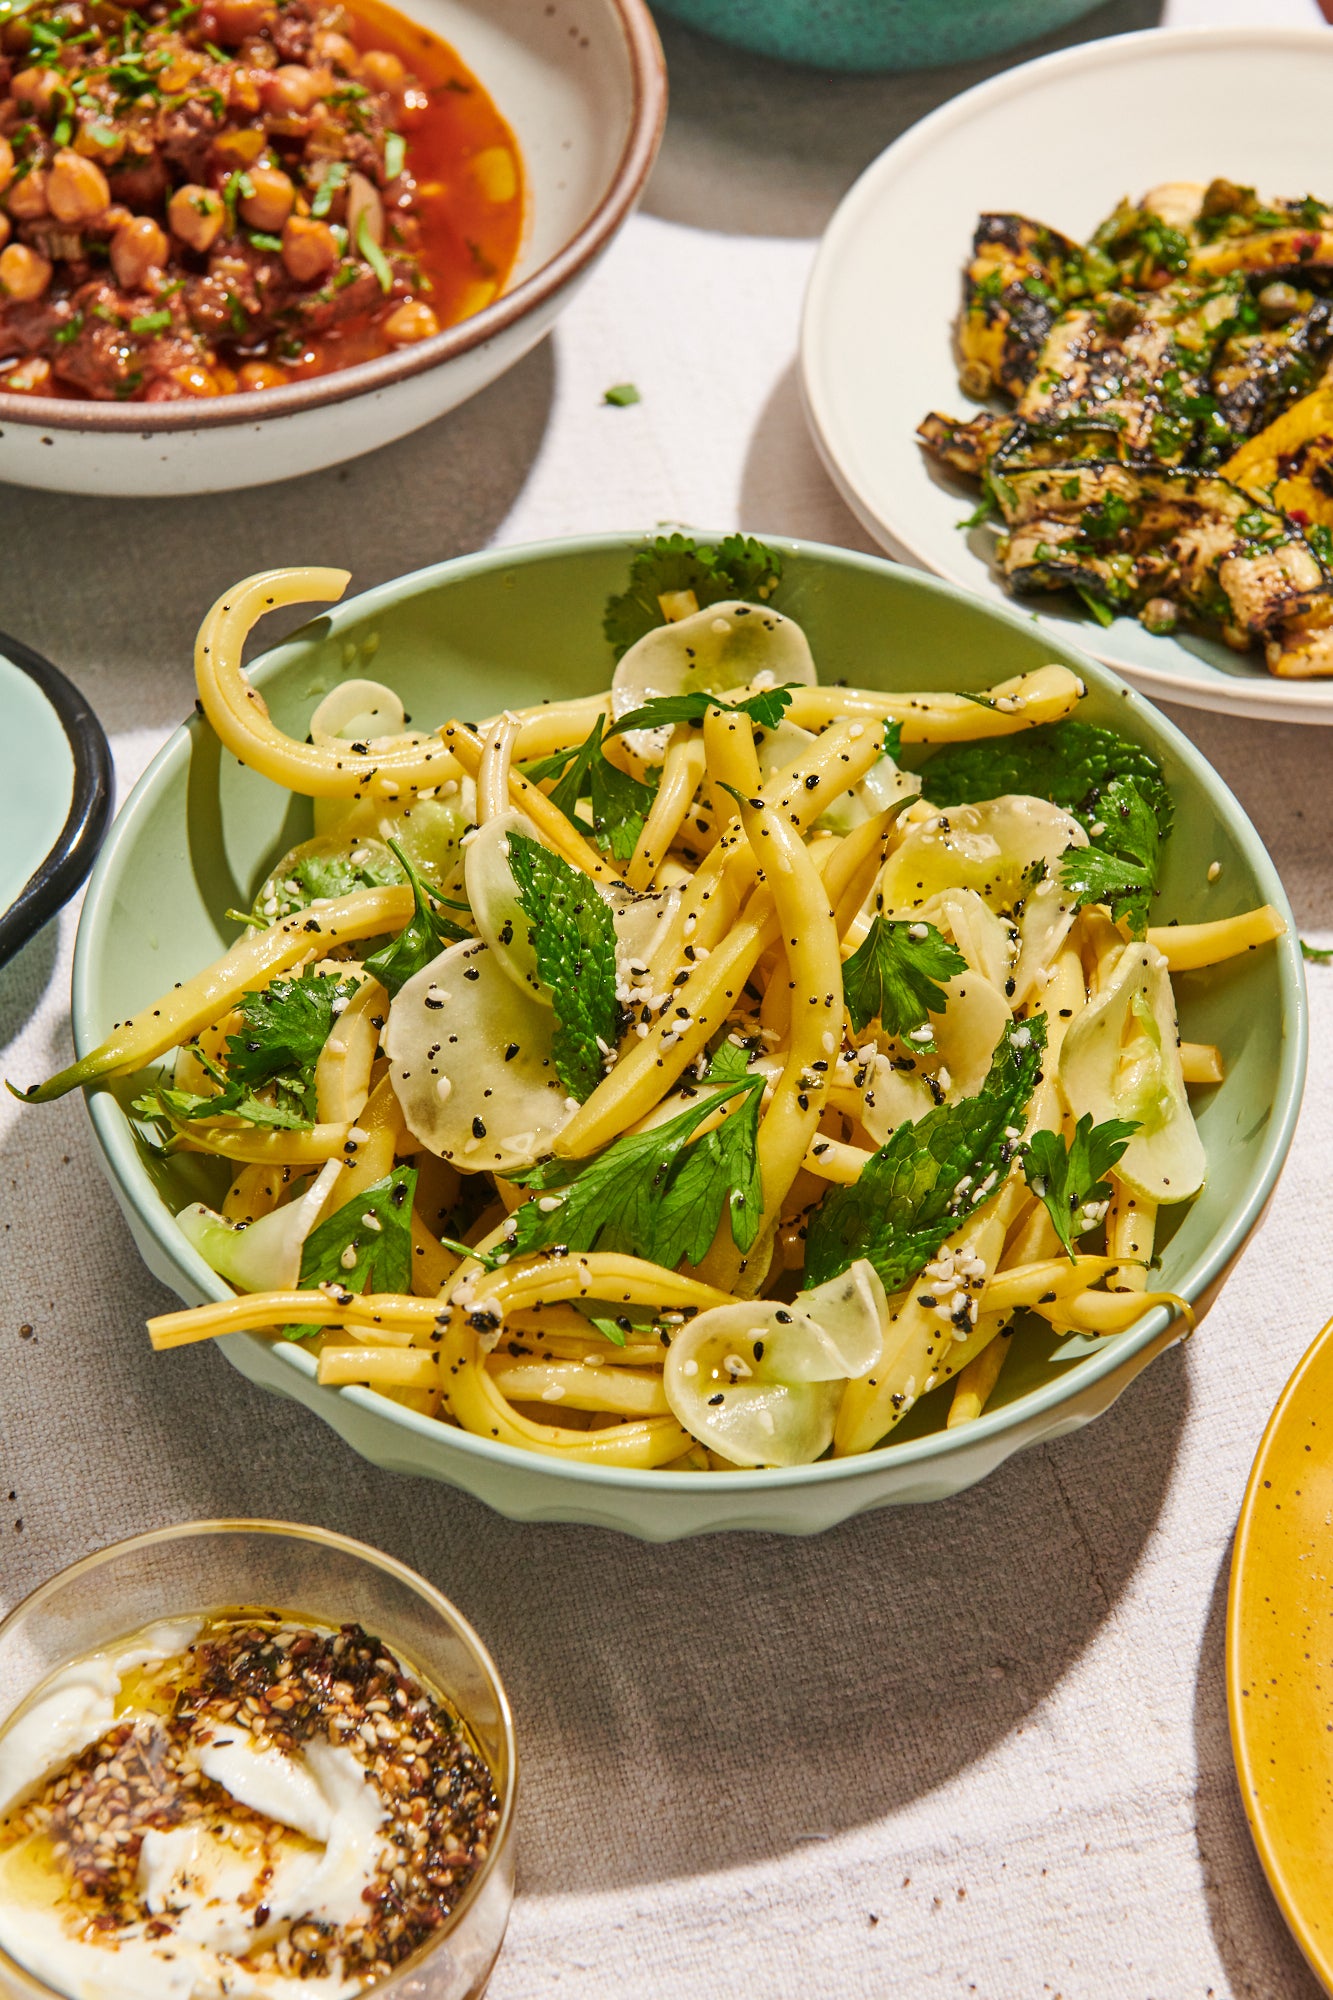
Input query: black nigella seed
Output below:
<box><xmin>504</xmin><ymin>1043</ymin><xmax>520</xmax><ymax>1062</ymax></box>
<box><xmin>472</xmin><ymin>1116</ymin><xmax>487</xmax><ymax>1139</ymax></box>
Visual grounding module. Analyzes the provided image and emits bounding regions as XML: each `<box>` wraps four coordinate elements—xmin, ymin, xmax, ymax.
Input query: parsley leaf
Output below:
<box><xmin>1301</xmin><ymin>937</ymin><xmax>1333</xmax><ymax>965</ymax></box>
<box><xmin>238</xmin><ymin>844</ymin><xmax>405</xmax><ymax>927</ymax></box>
<box><xmin>802</xmin><ymin>1018</ymin><xmax>1047</xmax><ymax>1292</ymax></box>
<box><xmin>1023</xmin><ymin>1114</ymin><xmax>1138</xmax><ymax>1259</ymax></box>
<box><xmin>608</xmin><ymin>681</ymin><xmax>800</xmax><ymax>738</ymax></box>
<box><xmin>223</xmin><ymin>969</ymin><xmax>360</xmax><ymax>1119</ymax></box>
<box><xmin>603</xmin><ymin>382</ymin><xmax>640</xmax><ymax>407</ymax></box>
<box><xmin>289</xmin><ymin>1166</ymin><xmax>415</xmax><ymax>1326</ymax></box>
<box><xmin>526</xmin><ymin>716</ymin><xmax>657</xmax><ymax>865</ymax></box>
<box><xmin>363</xmin><ymin>840</ymin><xmax>469</xmax><ymax>998</ymax></box>
<box><xmin>506</xmin><ymin>832</ymin><xmax>622</xmax><ymax>1101</ymax></box>
<box><xmin>506</xmin><ymin>1074</ymin><xmax>765</xmax><ymax>1267</ymax></box>
<box><xmin>603</xmin><ymin>533</ymin><xmax>785</xmax><ymax>659</ymax></box>
<box><xmin>1058</xmin><ymin>776</ymin><xmax>1161</xmax><ymax>932</ymax></box>
<box><xmin>842</xmin><ymin>918</ymin><xmax>967</xmax><ymax>1041</ymax></box>
<box><xmin>916</xmin><ymin>720</ymin><xmax>1172</xmax><ymax>938</ymax></box>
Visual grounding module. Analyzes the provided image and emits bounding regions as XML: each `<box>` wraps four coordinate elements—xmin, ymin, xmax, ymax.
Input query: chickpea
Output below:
<box><xmin>208</xmin><ymin>0</ymin><xmax>272</xmax><ymax>46</ymax></box>
<box><xmin>280</xmin><ymin>213</ymin><xmax>338</xmax><ymax>282</ymax></box>
<box><xmin>47</xmin><ymin>149</ymin><xmax>111</xmax><ymax>224</ymax></box>
<box><xmin>238</xmin><ymin>163</ymin><xmax>294</xmax><ymax>231</ymax></box>
<box><xmin>0</xmin><ymin>137</ymin><xmax>13</xmax><ymax>198</ymax></box>
<box><xmin>5</xmin><ymin>167</ymin><xmax>48</xmax><ymax>221</ymax></box>
<box><xmin>237</xmin><ymin>359</ymin><xmax>287</xmax><ymax>390</ymax></box>
<box><xmin>359</xmin><ymin>48</ymin><xmax>405</xmax><ymax>91</ymax></box>
<box><xmin>0</xmin><ymin>214</ymin><xmax>9</xmax><ymax>252</ymax></box>
<box><xmin>10</xmin><ymin>67</ymin><xmax>63</xmax><ymax>117</ymax></box>
<box><xmin>383</xmin><ymin>299</ymin><xmax>438</xmax><ymax>344</ymax></box>
<box><xmin>0</xmin><ymin>241</ymin><xmax>53</xmax><ymax>302</ymax></box>
<box><xmin>6</xmin><ymin>355</ymin><xmax>52</xmax><ymax>394</ymax></box>
<box><xmin>263</xmin><ymin>63</ymin><xmax>324</xmax><ymax>114</ymax></box>
<box><xmin>168</xmin><ymin>183</ymin><xmax>226</xmax><ymax>252</ymax></box>
<box><xmin>312</xmin><ymin>30</ymin><xmax>360</xmax><ymax>73</ymax></box>
<box><xmin>110</xmin><ymin>214</ymin><xmax>168</xmax><ymax>288</ymax></box>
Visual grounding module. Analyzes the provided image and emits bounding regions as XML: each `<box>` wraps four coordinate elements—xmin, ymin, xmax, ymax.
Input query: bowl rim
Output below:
<box><xmin>71</xmin><ymin>530</ymin><xmax>1309</xmax><ymax>1494</ymax></box>
<box><xmin>0</xmin><ymin>1517</ymin><xmax>517</xmax><ymax>2000</ymax></box>
<box><xmin>798</xmin><ymin>21</ymin><xmax>1333</xmax><ymax>725</ymax></box>
<box><xmin>0</xmin><ymin>0</ymin><xmax>666</xmax><ymax>437</ymax></box>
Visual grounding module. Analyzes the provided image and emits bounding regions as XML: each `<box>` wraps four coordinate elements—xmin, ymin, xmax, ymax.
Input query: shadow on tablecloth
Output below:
<box><xmin>0</xmin><ymin>334</ymin><xmax>555</xmax><ymax>740</ymax></box>
<box><xmin>1192</xmin><ymin>1554</ymin><xmax>1323</xmax><ymax>1998</ymax></box>
<box><xmin>643</xmin><ymin>0</ymin><xmax>1165</xmax><ymax>241</ymax></box>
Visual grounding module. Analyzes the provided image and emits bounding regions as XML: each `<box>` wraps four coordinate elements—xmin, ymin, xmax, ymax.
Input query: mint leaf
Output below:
<box><xmin>506</xmin><ymin>1075</ymin><xmax>765</xmax><ymax>1267</ymax></box>
<box><xmin>802</xmin><ymin>1018</ymin><xmax>1047</xmax><ymax>1292</ymax></box>
<box><xmin>295</xmin><ymin>1166</ymin><xmax>415</xmax><ymax>1303</ymax></box>
<box><xmin>363</xmin><ymin>839</ymin><xmax>469</xmax><ymax>997</ymax></box>
<box><xmin>916</xmin><ymin>720</ymin><xmax>1172</xmax><ymax>938</ymax></box>
<box><xmin>1023</xmin><ymin>1113</ymin><xmax>1139</xmax><ymax>1259</ymax></box>
<box><xmin>842</xmin><ymin>918</ymin><xmax>967</xmax><ymax>1041</ymax></box>
<box><xmin>506</xmin><ymin>832</ymin><xmax>622</xmax><ymax>1101</ymax></box>
<box><xmin>608</xmin><ymin>682</ymin><xmax>800</xmax><ymax>738</ymax></box>
<box><xmin>603</xmin><ymin>533</ymin><xmax>784</xmax><ymax>660</ymax></box>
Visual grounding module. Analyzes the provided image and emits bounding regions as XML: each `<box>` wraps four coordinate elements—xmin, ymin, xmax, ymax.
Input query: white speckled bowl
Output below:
<box><xmin>66</xmin><ymin>535</ymin><xmax>1306</xmax><ymax>1539</ymax></box>
<box><xmin>0</xmin><ymin>0</ymin><xmax>665</xmax><ymax>497</ymax></box>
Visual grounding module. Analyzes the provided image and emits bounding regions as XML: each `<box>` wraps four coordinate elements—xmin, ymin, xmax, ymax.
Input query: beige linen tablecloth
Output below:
<box><xmin>3</xmin><ymin>2</ymin><xmax>1332</xmax><ymax>1993</ymax></box>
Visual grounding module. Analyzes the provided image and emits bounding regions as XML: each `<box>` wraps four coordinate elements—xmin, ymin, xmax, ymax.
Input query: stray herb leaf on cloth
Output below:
<box><xmin>285</xmin><ymin>1166</ymin><xmax>416</xmax><ymax>1332</ymax></box>
<box><xmin>603</xmin><ymin>533</ymin><xmax>785</xmax><ymax>659</ymax></box>
<box><xmin>363</xmin><ymin>840</ymin><xmax>469</xmax><ymax>998</ymax></box>
<box><xmin>916</xmin><ymin>720</ymin><xmax>1172</xmax><ymax>935</ymax></box>
<box><xmin>1023</xmin><ymin>1114</ymin><xmax>1139</xmax><ymax>1259</ymax></box>
<box><xmin>803</xmin><ymin>1018</ymin><xmax>1047</xmax><ymax>1292</ymax></box>
<box><xmin>506</xmin><ymin>1074</ymin><xmax>766</xmax><ymax>1267</ymax></box>
<box><xmin>841</xmin><ymin>918</ymin><xmax>967</xmax><ymax>1041</ymax></box>
<box><xmin>506</xmin><ymin>832</ymin><xmax>622</xmax><ymax>1101</ymax></box>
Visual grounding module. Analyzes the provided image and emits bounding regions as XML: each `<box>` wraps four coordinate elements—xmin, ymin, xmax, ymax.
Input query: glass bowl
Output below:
<box><xmin>0</xmin><ymin>1521</ymin><xmax>517</xmax><ymax>2000</ymax></box>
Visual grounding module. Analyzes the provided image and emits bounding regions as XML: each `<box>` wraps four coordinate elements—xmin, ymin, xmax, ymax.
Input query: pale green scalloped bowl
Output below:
<box><xmin>70</xmin><ymin>536</ymin><xmax>1306</xmax><ymax>1539</ymax></box>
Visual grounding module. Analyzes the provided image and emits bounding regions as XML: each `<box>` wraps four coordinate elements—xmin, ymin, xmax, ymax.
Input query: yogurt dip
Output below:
<box><xmin>0</xmin><ymin>1613</ymin><xmax>499</xmax><ymax>1999</ymax></box>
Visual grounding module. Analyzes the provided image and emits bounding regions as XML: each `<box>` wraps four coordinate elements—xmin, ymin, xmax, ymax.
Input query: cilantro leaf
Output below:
<box><xmin>363</xmin><ymin>840</ymin><xmax>470</xmax><ymax>997</ymax></box>
<box><xmin>802</xmin><ymin>1018</ymin><xmax>1047</xmax><ymax>1292</ymax></box>
<box><xmin>506</xmin><ymin>1075</ymin><xmax>765</xmax><ymax>1267</ymax></box>
<box><xmin>842</xmin><ymin>918</ymin><xmax>967</xmax><ymax>1041</ymax></box>
<box><xmin>916</xmin><ymin>720</ymin><xmax>1172</xmax><ymax>938</ymax></box>
<box><xmin>603</xmin><ymin>533</ymin><xmax>784</xmax><ymax>659</ymax></box>
<box><xmin>289</xmin><ymin>1166</ymin><xmax>415</xmax><ymax>1326</ymax></box>
<box><xmin>526</xmin><ymin>717</ymin><xmax>657</xmax><ymax>865</ymax></box>
<box><xmin>1023</xmin><ymin>1114</ymin><xmax>1138</xmax><ymax>1259</ymax></box>
<box><xmin>505</xmin><ymin>832</ymin><xmax>622</xmax><ymax>1101</ymax></box>
<box><xmin>608</xmin><ymin>682</ymin><xmax>800</xmax><ymax>738</ymax></box>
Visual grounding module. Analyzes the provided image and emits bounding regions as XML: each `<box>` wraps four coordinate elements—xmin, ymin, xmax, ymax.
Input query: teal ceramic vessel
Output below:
<box><xmin>67</xmin><ymin>535</ymin><xmax>1305</xmax><ymax>1540</ymax></box>
<box><xmin>650</xmin><ymin>0</ymin><xmax>1106</xmax><ymax>72</ymax></box>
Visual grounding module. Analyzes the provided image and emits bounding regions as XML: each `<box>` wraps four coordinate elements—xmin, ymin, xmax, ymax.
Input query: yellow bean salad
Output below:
<box><xmin>15</xmin><ymin>539</ymin><xmax>1285</xmax><ymax>1471</ymax></box>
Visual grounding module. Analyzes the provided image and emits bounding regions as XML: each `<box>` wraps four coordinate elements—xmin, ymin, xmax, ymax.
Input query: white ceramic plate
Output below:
<box><xmin>801</xmin><ymin>26</ymin><xmax>1333</xmax><ymax>727</ymax></box>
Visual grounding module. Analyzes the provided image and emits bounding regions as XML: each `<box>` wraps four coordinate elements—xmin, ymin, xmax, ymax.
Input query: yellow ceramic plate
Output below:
<box><xmin>1228</xmin><ymin>1314</ymin><xmax>1333</xmax><ymax>1991</ymax></box>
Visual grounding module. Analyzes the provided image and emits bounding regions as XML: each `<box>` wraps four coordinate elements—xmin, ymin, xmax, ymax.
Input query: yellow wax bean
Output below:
<box><xmin>1146</xmin><ymin>905</ymin><xmax>1285</xmax><ymax>969</ymax></box>
<box><xmin>784</xmin><ymin>663</ymin><xmax>1085</xmax><ymax>741</ymax></box>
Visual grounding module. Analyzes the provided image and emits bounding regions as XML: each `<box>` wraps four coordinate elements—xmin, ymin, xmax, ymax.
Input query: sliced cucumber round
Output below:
<box><xmin>877</xmin><ymin>795</ymin><xmax>1086</xmax><ymax>919</ymax></box>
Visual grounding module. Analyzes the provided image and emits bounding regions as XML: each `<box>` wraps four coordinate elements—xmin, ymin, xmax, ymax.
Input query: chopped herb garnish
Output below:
<box><xmin>383</xmin><ymin>131</ymin><xmax>406</xmax><ymax>181</ymax></box>
<box><xmin>311</xmin><ymin>160</ymin><xmax>349</xmax><ymax>217</ymax></box>
<box><xmin>129</xmin><ymin>309</ymin><xmax>172</xmax><ymax>334</ymax></box>
<box><xmin>356</xmin><ymin>209</ymin><xmax>393</xmax><ymax>294</ymax></box>
<box><xmin>603</xmin><ymin>381</ymin><xmax>641</xmax><ymax>407</ymax></box>
<box><xmin>247</xmin><ymin>231</ymin><xmax>284</xmax><ymax>253</ymax></box>
<box><xmin>603</xmin><ymin>533</ymin><xmax>785</xmax><ymax>660</ymax></box>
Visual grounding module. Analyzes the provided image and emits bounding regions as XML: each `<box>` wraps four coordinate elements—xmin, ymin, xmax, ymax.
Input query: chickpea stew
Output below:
<box><xmin>0</xmin><ymin>0</ymin><xmax>524</xmax><ymax>401</ymax></box>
